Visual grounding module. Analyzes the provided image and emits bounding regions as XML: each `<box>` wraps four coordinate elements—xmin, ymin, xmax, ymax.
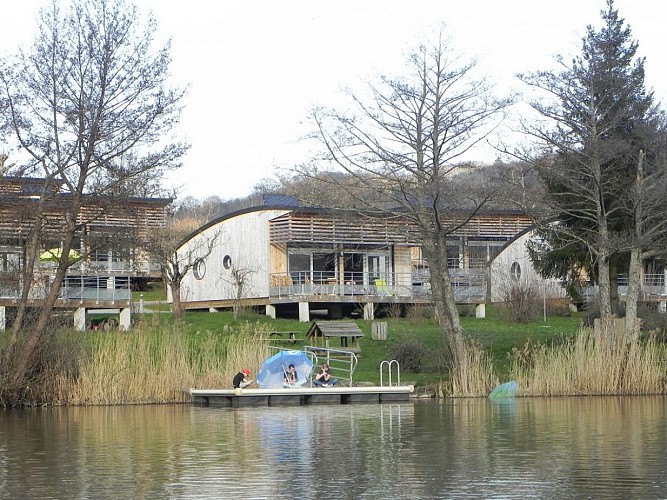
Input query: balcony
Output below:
<box><xmin>269</xmin><ymin>270</ymin><xmax>487</xmax><ymax>303</ymax></box>
<box><xmin>59</xmin><ymin>275</ymin><xmax>131</xmax><ymax>302</ymax></box>
<box><xmin>581</xmin><ymin>274</ymin><xmax>667</xmax><ymax>305</ymax></box>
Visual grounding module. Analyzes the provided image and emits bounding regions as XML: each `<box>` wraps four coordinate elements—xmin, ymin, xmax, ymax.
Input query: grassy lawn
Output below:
<box><xmin>131</xmin><ymin>281</ymin><xmax>167</xmax><ymax>302</ymax></box>
<box><xmin>166</xmin><ymin>305</ymin><xmax>582</xmax><ymax>387</ymax></box>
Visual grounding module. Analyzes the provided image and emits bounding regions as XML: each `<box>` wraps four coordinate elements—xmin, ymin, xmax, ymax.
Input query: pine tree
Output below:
<box><xmin>520</xmin><ymin>0</ymin><xmax>656</xmax><ymax>321</ymax></box>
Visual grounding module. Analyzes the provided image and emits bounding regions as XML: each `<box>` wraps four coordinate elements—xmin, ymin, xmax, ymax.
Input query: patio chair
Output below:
<box><xmin>374</xmin><ymin>279</ymin><xmax>391</xmax><ymax>296</ymax></box>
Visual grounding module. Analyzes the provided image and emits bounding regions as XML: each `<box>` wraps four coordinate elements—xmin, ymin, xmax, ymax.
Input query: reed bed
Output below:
<box><xmin>449</xmin><ymin>339</ymin><xmax>498</xmax><ymax>398</ymax></box>
<box><xmin>510</xmin><ymin>327</ymin><xmax>667</xmax><ymax>396</ymax></box>
<box><xmin>54</xmin><ymin>322</ymin><xmax>272</xmax><ymax>405</ymax></box>
<box><xmin>39</xmin><ymin>319</ymin><xmax>667</xmax><ymax>404</ymax></box>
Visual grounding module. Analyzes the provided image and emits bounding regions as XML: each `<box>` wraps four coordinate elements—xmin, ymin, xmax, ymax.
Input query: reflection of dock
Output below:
<box><xmin>187</xmin><ymin>386</ymin><xmax>414</xmax><ymax>407</ymax></box>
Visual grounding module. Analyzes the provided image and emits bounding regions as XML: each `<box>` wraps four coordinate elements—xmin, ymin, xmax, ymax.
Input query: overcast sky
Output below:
<box><xmin>1</xmin><ymin>0</ymin><xmax>666</xmax><ymax>201</ymax></box>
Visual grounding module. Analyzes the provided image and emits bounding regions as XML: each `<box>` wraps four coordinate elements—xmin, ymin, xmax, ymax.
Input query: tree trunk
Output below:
<box><xmin>172</xmin><ymin>279</ymin><xmax>185</xmax><ymax>321</ymax></box>
<box><xmin>5</xmin><ymin>229</ymin><xmax>40</xmax><ymax>359</ymax></box>
<box><xmin>9</xmin><ymin>225</ymin><xmax>77</xmax><ymax>391</ymax></box>
<box><xmin>422</xmin><ymin>235</ymin><xmax>466</xmax><ymax>371</ymax></box>
<box><xmin>625</xmin><ymin>246</ymin><xmax>642</xmax><ymax>341</ymax></box>
<box><xmin>598</xmin><ymin>248</ymin><xmax>613</xmax><ymax>319</ymax></box>
<box><xmin>9</xmin><ymin>202</ymin><xmax>48</xmax><ymax>341</ymax></box>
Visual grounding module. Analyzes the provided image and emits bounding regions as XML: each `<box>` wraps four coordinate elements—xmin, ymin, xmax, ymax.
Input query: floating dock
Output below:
<box><xmin>188</xmin><ymin>385</ymin><xmax>414</xmax><ymax>407</ymax></box>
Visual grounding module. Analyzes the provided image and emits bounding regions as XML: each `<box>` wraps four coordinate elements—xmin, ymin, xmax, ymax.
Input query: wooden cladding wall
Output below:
<box><xmin>455</xmin><ymin>215</ymin><xmax>532</xmax><ymax>238</ymax></box>
<box><xmin>269</xmin><ymin>243</ymin><xmax>288</xmax><ymax>275</ymax></box>
<box><xmin>269</xmin><ymin>212</ymin><xmax>532</xmax><ymax>245</ymax></box>
<box><xmin>270</xmin><ymin>213</ymin><xmax>415</xmax><ymax>246</ymax></box>
<box><xmin>0</xmin><ymin>199</ymin><xmax>168</xmax><ymax>241</ymax></box>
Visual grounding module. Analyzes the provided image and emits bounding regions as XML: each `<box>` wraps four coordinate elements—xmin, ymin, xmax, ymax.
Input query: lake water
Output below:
<box><xmin>1</xmin><ymin>396</ymin><xmax>667</xmax><ymax>499</ymax></box>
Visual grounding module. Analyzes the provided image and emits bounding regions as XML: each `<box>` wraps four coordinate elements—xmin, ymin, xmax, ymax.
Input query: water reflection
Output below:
<box><xmin>1</xmin><ymin>397</ymin><xmax>667</xmax><ymax>499</ymax></box>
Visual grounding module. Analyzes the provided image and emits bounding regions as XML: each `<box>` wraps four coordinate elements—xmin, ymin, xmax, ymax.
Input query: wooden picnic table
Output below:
<box><xmin>260</xmin><ymin>332</ymin><xmax>304</xmax><ymax>344</ymax></box>
<box><xmin>306</xmin><ymin>321</ymin><xmax>364</xmax><ymax>351</ymax></box>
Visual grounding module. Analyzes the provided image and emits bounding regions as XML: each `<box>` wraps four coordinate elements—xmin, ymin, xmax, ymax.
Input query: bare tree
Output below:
<box><xmin>0</xmin><ymin>0</ymin><xmax>187</xmax><ymax>394</ymax></box>
<box><xmin>300</xmin><ymin>31</ymin><xmax>512</xmax><ymax>377</ymax></box>
<box><xmin>622</xmin><ymin>116</ymin><xmax>667</xmax><ymax>338</ymax></box>
<box><xmin>174</xmin><ymin>195</ymin><xmax>224</xmax><ymax>225</ymax></box>
<box><xmin>219</xmin><ymin>263</ymin><xmax>258</xmax><ymax>320</ymax></box>
<box><xmin>144</xmin><ymin>221</ymin><xmax>219</xmax><ymax>321</ymax></box>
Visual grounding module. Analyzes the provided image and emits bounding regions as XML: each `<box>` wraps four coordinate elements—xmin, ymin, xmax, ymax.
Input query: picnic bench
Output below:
<box><xmin>306</xmin><ymin>321</ymin><xmax>364</xmax><ymax>353</ymax></box>
<box><xmin>260</xmin><ymin>331</ymin><xmax>304</xmax><ymax>344</ymax></box>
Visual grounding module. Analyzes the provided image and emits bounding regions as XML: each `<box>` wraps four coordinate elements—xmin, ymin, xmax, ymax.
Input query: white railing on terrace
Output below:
<box><xmin>0</xmin><ymin>274</ymin><xmax>131</xmax><ymax>302</ymax></box>
<box><xmin>616</xmin><ymin>273</ymin><xmax>667</xmax><ymax>297</ymax></box>
<box><xmin>269</xmin><ymin>270</ymin><xmax>487</xmax><ymax>302</ymax></box>
<box><xmin>59</xmin><ymin>275</ymin><xmax>131</xmax><ymax>302</ymax></box>
<box><xmin>583</xmin><ymin>274</ymin><xmax>667</xmax><ymax>303</ymax></box>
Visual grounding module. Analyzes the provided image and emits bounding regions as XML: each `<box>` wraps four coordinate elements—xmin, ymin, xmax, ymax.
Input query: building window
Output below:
<box><xmin>223</xmin><ymin>255</ymin><xmax>232</xmax><ymax>270</ymax></box>
<box><xmin>193</xmin><ymin>258</ymin><xmax>206</xmax><ymax>280</ymax></box>
<box><xmin>510</xmin><ymin>261</ymin><xmax>521</xmax><ymax>281</ymax></box>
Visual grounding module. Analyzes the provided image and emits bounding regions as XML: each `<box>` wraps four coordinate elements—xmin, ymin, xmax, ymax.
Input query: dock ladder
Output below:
<box><xmin>379</xmin><ymin>359</ymin><xmax>401</xmax><ymax>386</ymax></box>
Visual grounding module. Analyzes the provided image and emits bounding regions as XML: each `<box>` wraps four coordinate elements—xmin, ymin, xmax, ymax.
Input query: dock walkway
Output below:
<box><xmin>188</xmin><ymin>385</ymin><xmax>414</xmax><ymax>407</ymax></box>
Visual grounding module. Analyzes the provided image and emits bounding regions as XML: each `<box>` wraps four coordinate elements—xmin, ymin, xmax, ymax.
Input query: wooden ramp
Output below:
<box><xmin>187</xmin><ymin>386</ymin><xmax>414</xmax><ymax>407</ymax></box>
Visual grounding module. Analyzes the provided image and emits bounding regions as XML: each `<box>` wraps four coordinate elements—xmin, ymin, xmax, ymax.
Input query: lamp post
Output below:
<box><xmin>543</xmin><ymin>279</ymin><xmax>547</xmax><ymax>323</ymax></box>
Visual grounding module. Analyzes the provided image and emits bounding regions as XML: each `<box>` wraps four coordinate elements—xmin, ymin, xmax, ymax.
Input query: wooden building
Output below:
<box><xmin>174</xmin><ymin>204</ymin><xmax>535</xmax><ymax>321</ymax></box>
<box><xmin>0</xmin><ymin>176</ymin><xmax>171</xmax><ymax>330</ymax></box>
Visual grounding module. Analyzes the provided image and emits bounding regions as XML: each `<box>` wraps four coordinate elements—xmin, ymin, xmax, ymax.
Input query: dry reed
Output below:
<box><xmin>54</xmin><ymin>322</ymin><xmax>272</xmax><ymax>405</ymax></box>
<box><xmin>511</xmin><ymin>327</ymin><xmax>667</xmax><ymax>396</ymax></box>
<box><xmin>449</xmin><ymin>339</ymin><xmax>498</xmax><ymax>397</ymax></box>
<box><xmin>50</xmin><ymin>319</ymin><xmax>667</xmax><ymax>404</ymax></box>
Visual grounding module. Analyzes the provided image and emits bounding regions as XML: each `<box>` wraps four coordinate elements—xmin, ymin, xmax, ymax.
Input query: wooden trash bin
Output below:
<box><xmin>371</xmin><ymin>321</ymin><xmax>388</xmax><ymax>341</ymax></box>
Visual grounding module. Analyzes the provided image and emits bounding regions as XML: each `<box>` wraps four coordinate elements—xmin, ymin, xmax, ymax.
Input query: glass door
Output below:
<box><xmin>366</xmin><ymin>254</ymin><xmax>390</xmax><ymax>286</ymax></box>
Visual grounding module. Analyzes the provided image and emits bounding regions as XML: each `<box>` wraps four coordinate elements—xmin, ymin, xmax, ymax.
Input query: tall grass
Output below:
<box><xmin>24</xmin><ymin>312</ymin><xmax>667</xmax><ymax>405</ymax></box>
<box><xmin>510</xmin><ymin>327</ymin><xmax>667</xmax><ymax>396</ymax></box>
<box><xmin>54</xmin><ymin>322</ymin><xmax>272</xmax><ymax>405</ymax></box>
<box><xmin>448</xmin><ymin>339</ymin><xmax>498</xmax><ymax>398</ymax></box>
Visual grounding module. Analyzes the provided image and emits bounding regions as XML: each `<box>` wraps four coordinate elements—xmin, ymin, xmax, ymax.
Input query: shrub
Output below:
<box><xmin>0</xmin><ymin>329</ymin><xmax>83</xmax><ymax>407</ymax></box>
<box><xmin>496</xmin><ymin>273</ymin><xmax>540</xmax><ymax>323</ymax></box>
<box><xmin>581</xmin><ymin>300</ymin><xmax>599</xmax><ymax>327</ymax></box>
<box><xmin>457</xmin><ymin>304</ymin><xmax>477</xmax><ymax>317</ymax></box>
<box><xmin>638</xmin><ymin>303</ymin><xmax>667</xmax><ymax>339</ymax></box>
<box><xmin>405</xmin><ymin>305</ymin><xmax>435</xmax><ymax>323</ymax></box>
<box><xmin>387</xmin><ymin>335</ymin><xmax>428</xmax><ymax>373</ymax></box>
<box><xmin>546</xmin><ymin>299</ymin><xmax>573</xmax><ymax>317</ymax></box>
<box><xmin>497</xmin><ymin>282</ymin><xmax>539</xmax><ymax>323</ymax></box>
<box><xmin>385</xmin><ymin>303</ymin><xmax>403</xmax><ymax>320</ymax></box>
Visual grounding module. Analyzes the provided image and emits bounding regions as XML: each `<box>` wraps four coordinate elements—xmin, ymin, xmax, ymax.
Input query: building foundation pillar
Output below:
<box><xmin>119</xmin><ymin>307</ymin><xmax>131</xmax><ymax>330</ymax></box>
<box><xmin>476</xmin><ymin>303</ymin><xmax>486</xmax><ymax>319</ymax></box>
<box><xmin>74</xmin><ymin>307</ymin><xmax>87</xmax><ymax>331</ymax></box>
<box><xmin>364</xmin><ymin>302</ymin><xmax>375</xmax><ymax>320</ymax></box>
<box><xmin>298</xmin><ymin>302</ymin><xmax>310</xmax><ymax>322</ymax></box>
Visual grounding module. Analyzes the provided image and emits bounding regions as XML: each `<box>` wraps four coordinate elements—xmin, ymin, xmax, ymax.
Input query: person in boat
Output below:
<box><xmin>232</xmin><ymin>368</ymin><xmax>252</xmax><ymax>389</ymax></box>
<box><xmin>313</xmin><ymin>363</ymin><xmax>337</xmax><ymax>387</ymax></box>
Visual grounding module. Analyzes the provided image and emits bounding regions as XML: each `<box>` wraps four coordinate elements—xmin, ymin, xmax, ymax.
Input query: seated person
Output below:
<box><xmin>283</xmin><ymin>364</ymin><xmax>304</xmax><ymax>388</ymax></box>
<box><xmin>232</xmin><ymin>369</ymin><xmax>252</xmax><ymax>389</ymax></box>
<box><xmin>312</xmin><ymin>363</ymin><xmax>337</xmax><ymax>387</ymax></box>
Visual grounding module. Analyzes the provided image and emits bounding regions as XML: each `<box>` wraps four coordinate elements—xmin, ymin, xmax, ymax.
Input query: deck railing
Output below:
<box><xmin>581</xmin><ymin>274</ymin><xmax>667</xmax><ymax>305</ymax></box>
<box><xmin>59</xmin><ymin>275</ymin><xmax>131</xmax><ymax>302</ymax></box>
<box><xmin>0</xmin><ymin>273</ymin><xmax>131</xmax><ymax>302</ymax></box>
<box><xmin>269</xmin><ymin>270</ymin><xmax>487</xmax><ymax>302</ymax></box>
